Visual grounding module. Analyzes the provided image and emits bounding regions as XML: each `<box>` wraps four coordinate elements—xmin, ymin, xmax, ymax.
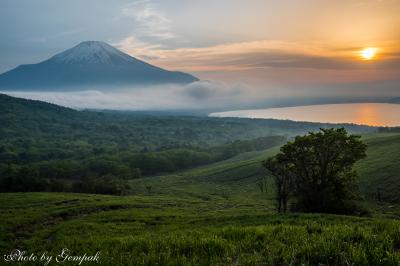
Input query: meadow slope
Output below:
<box><xmin>131</xmin><ymin>133</ymin><xmax>400</xmax><ymax>204</ymax></box>
<box><xmin>1</xmin><ymin>133</ymin><xmax>400</xmax><ymax>265</ymax></box>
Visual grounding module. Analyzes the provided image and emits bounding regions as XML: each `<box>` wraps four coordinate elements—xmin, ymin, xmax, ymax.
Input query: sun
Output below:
<box><xmin>360</xmin><ymin>47</ymin><xmax>378</xmax><ymax>60</ymax></box>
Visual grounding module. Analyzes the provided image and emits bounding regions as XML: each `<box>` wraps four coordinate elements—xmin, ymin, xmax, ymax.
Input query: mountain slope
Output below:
<box><xmin>133</xmin><ymin>133</ymin><xmax>400</xmax><ymax>204</ymax></box>
<box><xmin>357</xmin><ymin>134</ymin><xmax>400</xmax><ymax>203</ymax></box>
<box><xmin>0</xmin><ymin>93</ymin><xmax>375</xmax><ymax>141</ymax></box>
<box><xmin>1</xmin><ymin>93</ymin><xmax>399</xmax><ymax>202</ymax></box>
<box><xmin>0</xmin><ymin>41</ymin><xmax>198</xmax><ymax>90</ymax></box>
<box><xmin>0</xmin><ymin>92</ymin><xmax>76</xmax><ymax>116</ymax></box>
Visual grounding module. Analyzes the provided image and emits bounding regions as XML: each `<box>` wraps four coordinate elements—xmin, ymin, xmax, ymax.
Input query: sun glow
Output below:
<box><xmin>360</xmin><ymin>47</ymin><xmax>378</xmax><ymax>60</ymax></box>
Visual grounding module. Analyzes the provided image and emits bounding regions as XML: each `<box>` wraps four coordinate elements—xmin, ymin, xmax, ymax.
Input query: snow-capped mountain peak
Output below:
<box><xmin>0</xmin><ymin>41</ymin><xmax>198</xmax><ymax>90</ymax></box>
<box><xmin>50</xmin><ymin>41</ymin><xmax>136</xmax><ymax>65</ymax></box>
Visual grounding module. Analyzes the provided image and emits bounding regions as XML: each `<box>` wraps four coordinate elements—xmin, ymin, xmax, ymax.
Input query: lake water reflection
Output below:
<box><xmin>210</xmin><ymin>103</ymin><xmax>400</xmax><ymax>127</ymax></box>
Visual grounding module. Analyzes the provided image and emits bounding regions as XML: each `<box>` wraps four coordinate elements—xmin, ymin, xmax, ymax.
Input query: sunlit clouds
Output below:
<box><xmin>0</xmin><ymin>0</ymin><xmax>400</xmax><ymax>103</ymax></box>
<box><xmin>360</xmin><ymin>47</ymin><xmax>378</xmax><ymax>60</ymax></box>
<box><xmin>117</xmin><ymin>40</ymin><xmax>398</xmax><ymax>71</ymax></box>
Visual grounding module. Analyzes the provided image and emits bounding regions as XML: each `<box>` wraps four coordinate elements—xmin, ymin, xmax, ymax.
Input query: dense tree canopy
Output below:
<box><xmin>0</xmin><ymin>94</ymin><xmax>374</xmax><ymax>195</ymax></box>
<box><xmin>264</xmin><ymin>128</ymin><xmax>367</xmax><ymax>214</ymax></box>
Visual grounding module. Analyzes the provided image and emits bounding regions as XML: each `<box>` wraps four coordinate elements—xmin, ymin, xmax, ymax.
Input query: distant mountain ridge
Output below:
<box><xmin>0</xmin><ymin>41</ymin><xmax>198</xmax><ymax>90</ymax></box>
<box><xmin>389</xmin><ymin>97</ymin><xmax>400</xmax><ymax>103</ymax></box>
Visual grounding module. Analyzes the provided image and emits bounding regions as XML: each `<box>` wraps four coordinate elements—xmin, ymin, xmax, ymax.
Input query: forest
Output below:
<box><xmin>0</xmin><ymin>94</ymin><xmax>375</xmax><ymax>194</ymax></box>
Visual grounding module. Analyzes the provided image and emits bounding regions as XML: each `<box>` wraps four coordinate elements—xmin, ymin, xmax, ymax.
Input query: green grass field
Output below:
<box><xmin>1</xmin><ymin>133</ymin><xmax>400</xmax><ymax>265</ymax></box>
<box><xmin>130</xmin><ymin>133</ymin><xmax>400</xmax><ymax>205</ymax></box>
<box><xmin>357</xmin><ymin>133</ymin><xmax>400</xmax><ymax>203</ymax></box>
<box><xmin>1</xmin><ymin>192</ymin><xmax>400</xmax><ymax>265</ymax></box>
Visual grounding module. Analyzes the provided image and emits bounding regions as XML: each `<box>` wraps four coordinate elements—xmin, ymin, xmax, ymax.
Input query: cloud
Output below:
<box><xmin>3</xmin><ymin>78</ymin><xmax>399</xmax><ymax>112</ymax></box>
<box><xmin>1</xmin><ymin>81</ymin><xmax>257</xmax><ymax>111</ymax></box>
<box><xmin>183</xmin><ymin>81</ymin><xmax>244</xmax><ymax>100</ymax></box>
<box><xmin>115</xmin><ymin>38</ymin><xmax>400</xmax><ymax>72</ymax></box>
<box><xmin>112</xmin><ymin>36</ymin><xmax>164</xmax><ymax>61</ymax></box>
<box><xmin>114</xmin><ymin>0</ymin><xmax>179</xmax><ymax>62</ymax></box>
<box><xmin>121</xmin><ymin>0</ymin><xmax>176</xmax><ymax>41</ymax></box>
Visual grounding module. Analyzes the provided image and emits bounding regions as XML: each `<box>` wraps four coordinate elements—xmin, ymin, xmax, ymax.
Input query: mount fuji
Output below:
<box><xmin>0</xmin><ymin>41</ymin><xmax>198</xmax><ymax>90</ymax></box>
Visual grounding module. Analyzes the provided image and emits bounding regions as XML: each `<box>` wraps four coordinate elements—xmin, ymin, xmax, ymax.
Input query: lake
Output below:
<box><xmin>210</xmin><ymin>103</ymin><xmax>400</xmax><ymax>127</ymax></box>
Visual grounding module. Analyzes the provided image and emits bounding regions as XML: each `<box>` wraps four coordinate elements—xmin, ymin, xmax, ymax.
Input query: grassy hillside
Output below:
<box><xmin>1</xmin><ymin>192</ymin><xmax>399</xmax><ymax>265</ymax></box>
<box><xmin>1</xmin><ymin>134</ymin><xmax>400</xmax><ymax>265</ymax></box>
<box><xmin>1</xmin><ymin>95</ymin><xmax>399</xmax><ymax>264</ymax></box>
<box><xmin>129</xmin><ymin>148</ymin><xmax>277</xmax><ymax>202</ymax></box>
<box><xmin>357</xmin><ymin>133</ymin><xmax>400</xmax><ymax>203</ymax></box>
<box><xmin>129</xmin><ymin>133</ymin><xmax>400</xmax><ymax>205</ymax></box>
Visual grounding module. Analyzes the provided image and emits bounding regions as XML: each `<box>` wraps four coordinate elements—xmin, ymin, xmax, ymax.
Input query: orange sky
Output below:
<box><xmin>114</xmin><ymin>0</ymin><xmax>400</xmax><ymax>91</ymax></box>
<box><xmin>1</xmin><ymin>0</ymin><xmax>400</xmax><ymax>98</ymax></box>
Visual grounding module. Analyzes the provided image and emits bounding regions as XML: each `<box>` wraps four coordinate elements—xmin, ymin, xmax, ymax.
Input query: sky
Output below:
<box><xmin>0</xmin><ymin>0</ymin><xmax>400</xmax><ymax>109</ymax></box>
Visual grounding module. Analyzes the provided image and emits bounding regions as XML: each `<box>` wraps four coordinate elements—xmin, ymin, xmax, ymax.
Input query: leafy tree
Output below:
<box><xmin>264</xmin><ymin>128</ymin><xmax>367</xmax><ymax>214</ymax></box>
